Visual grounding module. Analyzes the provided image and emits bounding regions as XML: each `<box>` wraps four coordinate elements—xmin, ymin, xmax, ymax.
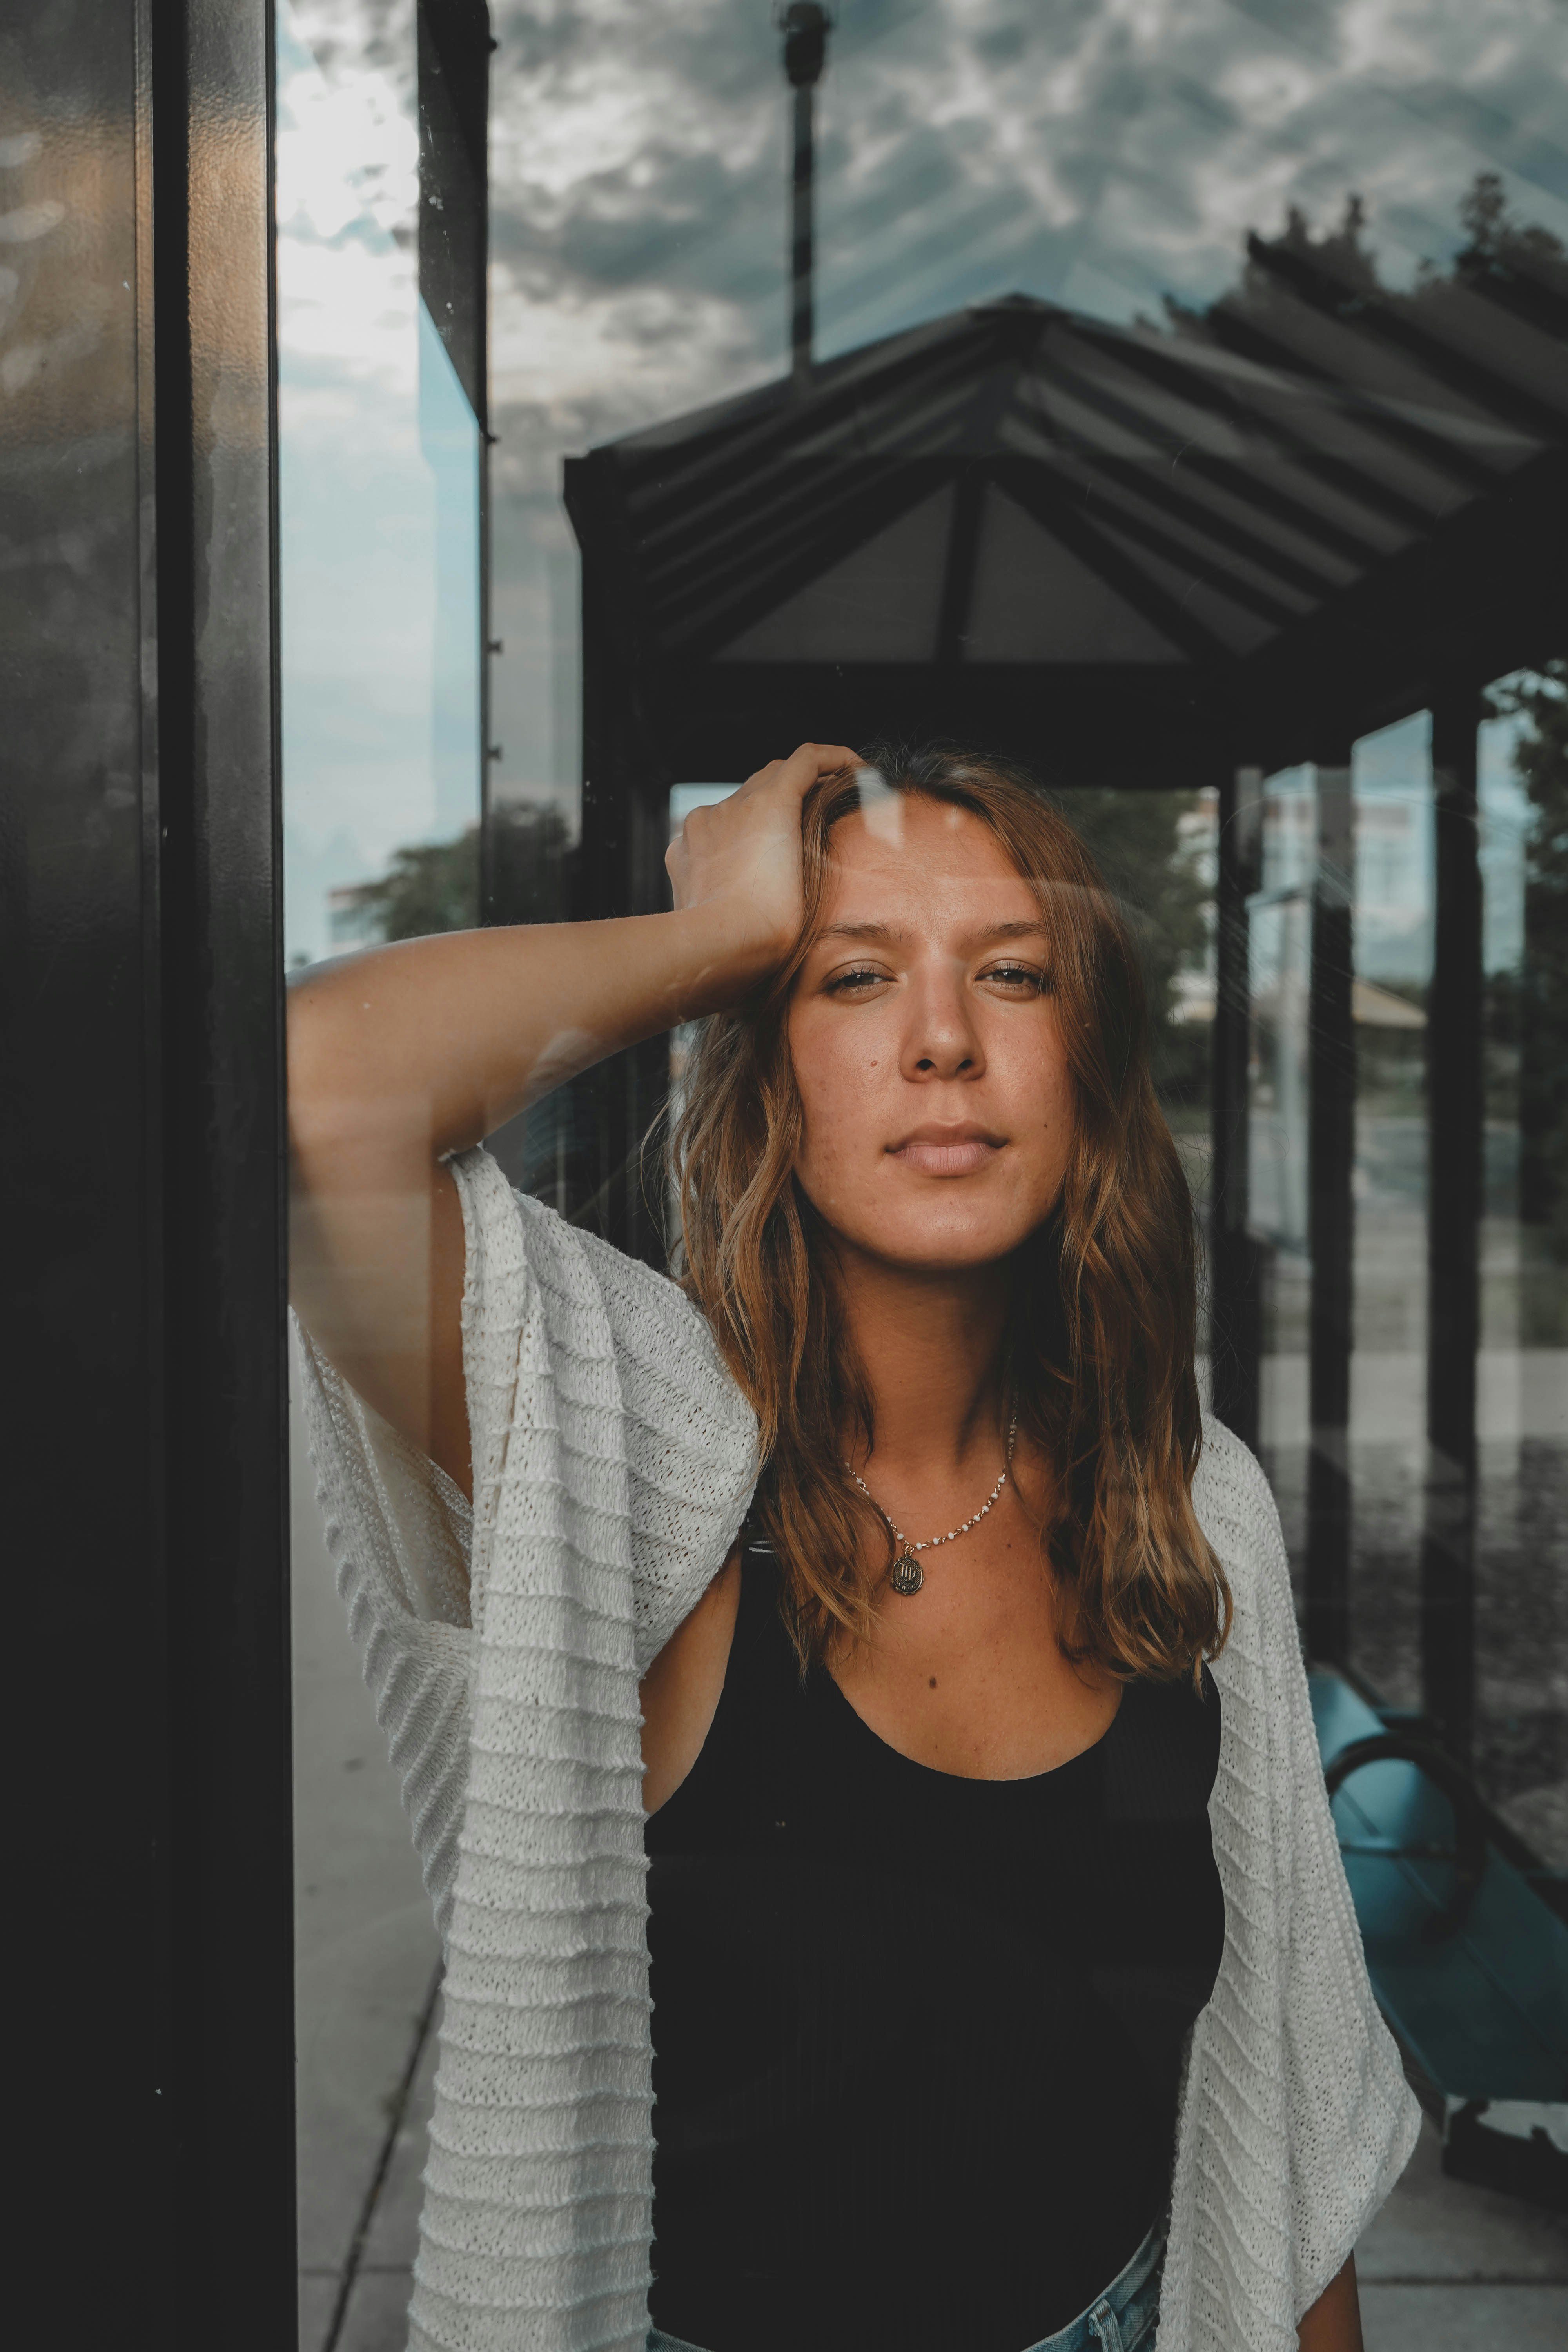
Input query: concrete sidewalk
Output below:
<box><xmin>291</xmin><ymin>1366</ymin><xmax>441</xmax><ymax>2352</ymax></box>
<box><xmin>1357</xmin><ymin>2116</ymin><xmax>1567</xmax><ymax>2349</ymax></box>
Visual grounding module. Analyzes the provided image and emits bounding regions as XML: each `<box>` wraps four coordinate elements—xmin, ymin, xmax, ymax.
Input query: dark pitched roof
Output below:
<box><xmin>565</xmin><ymin>254</ymin><xmax>1566</xmax><ymax>777</ymax></box>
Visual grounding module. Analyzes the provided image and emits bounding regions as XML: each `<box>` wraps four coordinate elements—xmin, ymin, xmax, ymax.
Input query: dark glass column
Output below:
<box><xmin>1423</xmin><ymin>689</ymin><xmax>1485</xmax><ymax>1759</ymax></box>
<box><xmin>1210</xmin><ymin>764</ymin><xmax>1264</xmax><ymax>1447</ymax></box>
<box><xmin>1305</xmin><ymin>762</ymin><xmax>1356</xmax><ymax>1665</ymax></box>
<box><xmin>562</xmin><ymin>447</ymin><xmax>673</xmax><ymax>1265</ymax></box>
<box><xmin>5</xmin><ymin>2</ymin><xmax>292</xmax><ymax>2336</ymax></box>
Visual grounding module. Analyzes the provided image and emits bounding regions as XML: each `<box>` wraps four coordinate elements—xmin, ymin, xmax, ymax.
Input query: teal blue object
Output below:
<box><xmin>1310</xmin><ymin>1669</ymin><xmax>1568</xmax><ymax>2102</ymax></box>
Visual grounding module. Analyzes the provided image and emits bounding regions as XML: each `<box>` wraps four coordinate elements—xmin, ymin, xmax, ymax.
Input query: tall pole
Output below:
<box><xmin>1305</xmin><ymin>758</ymin><xmax>1356</xmax><ymax>1667</ymax></box>
<box><xmin>1211</xmin><ymin>764</ymin><xmax>1263</xmax><ymax>1447</ymax></box>
<box><xmin>1423</xmin><ymin>686</ymin><xmax>1483</xmax><ymax>1760</ymax></box>
<box><xmin>781</xmin><ymin>5</ymin><xmax>830</xmax><ymax>390</ymax></box>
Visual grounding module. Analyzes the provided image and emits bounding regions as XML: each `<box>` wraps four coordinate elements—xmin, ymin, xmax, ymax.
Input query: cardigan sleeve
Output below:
<box><xmin>404</xmin><ymin>1148</ymin><xmax>758</xmax><ymax>2352</ymax></box>
<box><xmin>1160</xmin><ymin>1422</ymin><xmax>1420</xmax><ymax>2352</ymax></box>
<box><xmin>290</xmin><ymin>1148</ymin><xmax>757</xmax><ymax>1996</ymax></box>
<box><xmin>1250</xmin><ymin>1449</ymin><xmax>1423</xmax><ymax>2315</ymax></box>
<box><xmin>448</xmin><ymin>1148</ymin><xmax>761</xmax><ymax>1670</ymax></box>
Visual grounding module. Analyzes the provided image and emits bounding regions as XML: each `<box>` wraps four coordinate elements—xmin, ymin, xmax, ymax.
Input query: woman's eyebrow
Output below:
<box><xmin>813</xmin><ymin>917</ymin><xmax>1050</xmax><ymax>948</ymax></box>
<box><xmin>815</xmin><ymin>920</ymin><xmax>904</xmax><ymax>944</ymax></box>
<box><xmin>977</xmin><ymin>919</ymin><xmax>1050</xmax><ymax>943</ymax></box>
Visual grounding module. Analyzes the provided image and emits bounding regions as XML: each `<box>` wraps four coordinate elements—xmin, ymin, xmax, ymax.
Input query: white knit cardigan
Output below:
<box><xmin>295</xmin><ymin>1146</ymin><xmax>1419</xmax><ymax>2352</ymax></box>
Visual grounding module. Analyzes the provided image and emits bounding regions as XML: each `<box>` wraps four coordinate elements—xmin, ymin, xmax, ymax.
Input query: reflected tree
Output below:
<box><xmin>1489</xmin><ymin>659</ymin><xmax>1568</xmax><ymax>1262</ymax></box>
<box><xmin>335</xmin><ymin>803</ymin><xmax>574</xmax><ymax>943</ymax></box>
<box><xmin>1049</xmin><ymin>788</ymin><xmax>1213</xmax><ymax>1119</ymax></box>
<box><xmin>1164</xmin><ymin>169</ymin><xmax>1568</xmax><ymax>344</ymax></box>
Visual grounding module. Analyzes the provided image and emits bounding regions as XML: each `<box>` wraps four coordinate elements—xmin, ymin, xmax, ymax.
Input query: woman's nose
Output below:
<box><xmin>900</xmin><ymin>963</ymin><xmax>984</xmax><ymax>1081</ymax></box>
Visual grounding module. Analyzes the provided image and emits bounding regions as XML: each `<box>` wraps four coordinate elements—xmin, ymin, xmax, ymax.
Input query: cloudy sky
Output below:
<box><xmin>275</xmin><ymin>0</ymin><xmax>1563</xmax><ymax>952</ymax></box>
<box><xmin>483</xmin><ymin>0</ymin><xmax>1568</xmax><ymax>800</ymax></box>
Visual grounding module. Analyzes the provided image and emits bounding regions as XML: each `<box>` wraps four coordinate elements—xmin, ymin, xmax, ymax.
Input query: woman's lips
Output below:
<box><xmin>888</xmin><ymin>1126</ymin><xmax>1005</xmax><ymax>1177</ymax></box>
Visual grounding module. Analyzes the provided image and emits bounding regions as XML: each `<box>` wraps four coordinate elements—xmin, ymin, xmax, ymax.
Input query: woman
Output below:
<box><xmin>289</xmin><ymin>742</ymin><xmax>1417</xmax><ymax>2352</ymax></box>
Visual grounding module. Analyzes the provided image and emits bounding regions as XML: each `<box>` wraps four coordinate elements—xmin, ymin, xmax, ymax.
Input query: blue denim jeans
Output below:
<box><xmin>646</xmin><ymin>2219</ymin><xmax>1165</xmax><ymax>2352</ymax></box>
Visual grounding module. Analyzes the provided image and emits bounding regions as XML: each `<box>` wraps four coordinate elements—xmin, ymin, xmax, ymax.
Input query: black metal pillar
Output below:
<box><xmin>416</xmin><ymin>0</ymin><xmax>496</xmax><ymax>923</ymax></box>
<box><xmin>563</xmin><ymin>449</ymin><xmax>673</xmax><ymax>1264</ymax></box>
<box><xmin>7</xmin><ymin>0</ymin><xmax>293</xmax><ymax>2336</ymax></box>
<box><xmin>1210</xmin><ymin>765</ymin><xmax>1264</xmax><ymax>1446</ymax></box>
<box><xmin>1422</xmin><ymin>690</ymin><xmax>1485</xmax><ymax>1759</ymax></box>
<box><xmin>782</xmin><ymin>4</ymin><xmax>830</xmax><ymax>390</ymax></box>
<box><xmin>1305</xmin><ymin>761</ymin><xmax>1356</xmax><ymax>1665</ymax></box>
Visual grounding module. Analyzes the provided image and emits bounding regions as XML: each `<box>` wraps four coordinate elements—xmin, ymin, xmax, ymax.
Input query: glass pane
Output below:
<box><xmin>278</xmin><ymin>3</ymin><xmax>481</xmax><ymax>970</ymax></box>
<box><xmin>1051</xmin><ymin>787</ymin><xmax>1218</xmax><ymax>1229</ymax></box>
<box><xmin>1251</xmin><ymin>767</ymin><xmax>1316</xmax><ymax>1569</ymax></box>
<box><xmin>281</xmin><ymin>0</ymin><xmax>1568</xmax><ymax>2329</ymax></box>
<box><xmin>1477</xmin><ymin>667</ymin><xmax>1568</xmax><ymax>1864</ymax></box>
<box><xmin>278</xmin><ymin>4</ymin><xmax>481</xmax><ymax>2336</ymax></box>
<box><xmin>1345</xmin><ymin>712</ymin><xmax>1434</xmax><ymax>1712</ymax></box>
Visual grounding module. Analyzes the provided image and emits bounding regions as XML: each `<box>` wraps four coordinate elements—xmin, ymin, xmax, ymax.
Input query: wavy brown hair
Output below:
<box><xmin>668</xmin><ymin>746</ymin><xmax>1229</xmax><ymax>1682</ymax></box>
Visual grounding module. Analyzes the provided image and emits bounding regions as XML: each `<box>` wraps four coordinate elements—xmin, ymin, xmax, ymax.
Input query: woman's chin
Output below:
<box><xmin>826</xmin><ymin>1204</ymin><xmax>1042</xmax><ymax>1276</ymax></box>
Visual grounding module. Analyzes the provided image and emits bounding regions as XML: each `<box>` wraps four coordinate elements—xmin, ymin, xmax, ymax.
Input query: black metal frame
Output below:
<box><xmin>1423</xmin><ymin>686</ymin><xmax>1486</xmax><ymax>1759</ymax></box>
<box><xmin>7</xmin><ymin>0</ymin><xmax>495</xmax><ymax>2333</ymax></box>
<box><xmin>1210</xmin><ymin>766</ymin><xmax>1263</xmax><ymax>1446</ymax></box>
<box><xmin>1305</xmin><ymin>760</ymin><xmax>1356</xmax><ymax>1668</ymax></box>
<box><xmin>418</xmin><ymin>0</ymin><xmax>497</xmax><ymax>925</ymax></box>
<box><xmin>7</xmin><ymin>0</ymin><xmax>291</xmax><ymax>2336</ymax></box>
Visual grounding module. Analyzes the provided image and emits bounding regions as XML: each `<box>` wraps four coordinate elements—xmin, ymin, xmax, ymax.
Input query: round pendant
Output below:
<box><xmin>889</xmin><ymin>1552</ymin><xmax>924</xmax><ymax>1597</ymax></box>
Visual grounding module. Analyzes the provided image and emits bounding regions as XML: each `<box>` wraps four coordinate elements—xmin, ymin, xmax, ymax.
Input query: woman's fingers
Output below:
<box><xmin>666</xmin><ymin>742</ymin><xmax>862</xmax><ymax>916</ymax></box>
<box><xmin>753</xmin><ymin>742</ymin><xmax>861</xmax><ymax>804</ymax></box>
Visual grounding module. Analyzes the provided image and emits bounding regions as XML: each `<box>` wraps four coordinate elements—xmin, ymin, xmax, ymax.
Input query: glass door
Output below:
<box><xmin>277</xmin><ymin>7</ymin><xmax>487</xmax><ymax>2342</ymax></box>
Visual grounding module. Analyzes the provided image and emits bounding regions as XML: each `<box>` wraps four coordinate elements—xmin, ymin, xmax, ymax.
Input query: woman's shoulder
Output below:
<box><xmin>1191</xmin><ymin>1412</ymin><xmax>1306</xmax><ymax>1706</ymax></box>
<box><xmin>449</xmin><ymin>1144</ymin><xmax>758</xmax><ymax>1446</ymax></box>
<box><xmin>1192</xmin><ymin>1413</ymin><xmax>1289</xmax><ymax>1596</ymax></box>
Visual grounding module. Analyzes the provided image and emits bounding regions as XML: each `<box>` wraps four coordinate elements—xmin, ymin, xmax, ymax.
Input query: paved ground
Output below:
<box><xmin>291</xmin><ymin>1357</ymin><xmax>1565</xmax><ymax>2351</ymax></box>
<box><xmin>291</xmin><ymin>1364</ymin><xmax>441</xmax><ymax>2352</ymax></box>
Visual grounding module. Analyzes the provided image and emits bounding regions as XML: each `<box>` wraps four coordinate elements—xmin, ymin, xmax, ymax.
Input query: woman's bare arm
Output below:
<box><xmin>1297</xmin><ymin>2256</ymin><xmax>1363</xmax><ymax>2352</ymax></box>
<box><xmin>286</xmin><ymin>744</ymin><xmax>854</xmax><ymax>1492</ymax></box>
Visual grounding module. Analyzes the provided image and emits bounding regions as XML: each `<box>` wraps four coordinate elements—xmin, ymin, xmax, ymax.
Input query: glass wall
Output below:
<box><xmin>277</xmin><ymin>7</ymin><xmax>485</xmax><ymax>2342</ymax></box>
<box><xmin>278</xmin><ymin>1</ymin><xmax>482</xmax><ymax>970</ymax></box>
<box><xmin>1476</xmin><ymin>668</ymin><xmax>1568</xmax><ymax>1864</ymax></box>
<box><xmin>281</xmin><ymin>0</ymin><xmax>1568</xmax><ymax>2332</ymax></box>
<box><xmin>1343</xmin><ymin>714</ymin><xmax>1434</xmax><ymax>1713</ymax></box>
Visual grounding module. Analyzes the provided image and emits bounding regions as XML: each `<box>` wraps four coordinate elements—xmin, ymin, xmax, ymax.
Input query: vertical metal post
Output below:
<box><xmin>160</xmin><ymin>2</ymin><xmax>296</xmax><ymax>2335</ymax></box>
<box><xmin>1423</xmin><ymin>690</ymin><xmax>1484</xmax><ymax>1758</ymax></box>
<box><xmin>8</xmin><ymin>0</ymin><xmax>293</xmax><ymax>2332</ymax></box>
<box><xmin>563</xmin><ymin>449</ymin><xmax>673</xmax><ymax>1264</ymax></box>
<box><xmin>416</xmin><ymin>0</ymin><xmax>494</xmax><ymax>920</ymax></box>
<box><xmin>791</xmin><ymin>81</ymin><xmax>814</xmax><ymax>388</ymax></box>
<box><xmin>780</xmin><ymin>5</ymin><xmax>830</xmax><ymax>391</ymax></box>
<box><xmin>1306</xmin><ymin>762</ymin><xmax>1356</xmax><ymax>1664</ymax></box>
<box><xmin>1211</xmin><ymin>764</ymin><xmax>1263</xmax><ymax>1445</ymax></box>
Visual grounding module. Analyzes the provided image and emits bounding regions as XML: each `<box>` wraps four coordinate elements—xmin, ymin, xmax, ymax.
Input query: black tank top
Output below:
<box><xmin>645</xmin><ymin>1553</ymin><xmax>1225</xmax><ymax>2352</ymax></box>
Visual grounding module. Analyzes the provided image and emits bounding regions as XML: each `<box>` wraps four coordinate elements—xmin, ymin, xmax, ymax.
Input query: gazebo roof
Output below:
<box><xmin>565</xmin><ymin>238</ymin><xmax>1566</xmax><ymax>786</ymax></box>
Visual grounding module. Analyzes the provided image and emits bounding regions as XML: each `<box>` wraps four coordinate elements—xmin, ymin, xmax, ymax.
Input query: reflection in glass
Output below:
<box><xmin>1340</xmin><ymin>713</ymin><xmax>1434</xmax><ymax>1714</ymax></box>
<box><xmin>278</xmin><ymin>4</ymin><xmax>485</xmax><ymax>2339</ymax></box>
<box><xmin>1476</xmin><ymin>667</ymin><xmax>1568</xmax><ymax>1863</ymax></box>
<box><xmin>277</xmin><ymin>1</ymin><xmax>481</xmax><ymax>968</ymax></box>
<box><xmin>279</xmin><ymin>0</ymin><xmax>1568</xmax><ymax>2325</ymax></box>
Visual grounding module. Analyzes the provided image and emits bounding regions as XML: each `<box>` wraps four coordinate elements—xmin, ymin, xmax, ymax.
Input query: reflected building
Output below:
<box><xmin>542</xmin><ymin>165</ymin><xmax>1567</xmax><ymax>1909</ymax></box>
<box><xmin>7</xmin><ymin>2</ymin><xmax>1566</xmax><ymax>2334</ymax></box>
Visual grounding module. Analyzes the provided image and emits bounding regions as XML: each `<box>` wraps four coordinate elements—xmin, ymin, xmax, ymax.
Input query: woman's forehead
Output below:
<box><xmin>821</xmin><ymin>797</ymin><xmax>1028</xmax><ymax>900</ymax></box>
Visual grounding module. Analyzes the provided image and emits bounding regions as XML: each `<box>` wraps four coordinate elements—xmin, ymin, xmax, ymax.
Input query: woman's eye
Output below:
<box><xmin>824</xmin><ymin>965</ymin><xmax>890</xmax><ymax>995</ymax></box>
<box><xmin>982</xmin><ymin>962</ymin><xmax>1049</xmax><ymax>992</ymax></box>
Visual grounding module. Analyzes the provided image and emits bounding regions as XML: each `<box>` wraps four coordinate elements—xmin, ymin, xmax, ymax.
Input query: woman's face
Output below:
<box><xmin>788</xmin><ymin>793</ymin><xmax>1077</xmax><ymax>1272</ymax></box>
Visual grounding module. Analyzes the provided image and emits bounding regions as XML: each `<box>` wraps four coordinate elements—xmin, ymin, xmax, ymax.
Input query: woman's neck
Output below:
<box><xmin>832</xmin><ymin>1240</ymin><xmax>1011</xmax><ymax>1482</ymax></box>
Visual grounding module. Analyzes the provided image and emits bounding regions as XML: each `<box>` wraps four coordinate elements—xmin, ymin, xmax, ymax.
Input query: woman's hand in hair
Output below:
<box><xmin>289</xmin><ymin>738</ymin><xmax>854</xmax><ymax>1496</ymax></box>
<box><xmin>666</xmin><ymin>742</ymin><xmax>858</xmax><ymax>975</ymax></box>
